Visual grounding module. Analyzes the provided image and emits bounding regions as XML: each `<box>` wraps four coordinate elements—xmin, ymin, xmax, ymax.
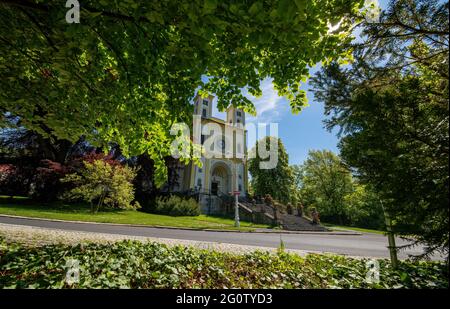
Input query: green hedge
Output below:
<box><xmin>154</xmin><ymin>195</ymin><xmax>200</xmax><ymax>216</ymax></box>
<box><xmin>0</xmin><ymin>239</ymin><xmax>447</xmax><ymax>289</ymax></box>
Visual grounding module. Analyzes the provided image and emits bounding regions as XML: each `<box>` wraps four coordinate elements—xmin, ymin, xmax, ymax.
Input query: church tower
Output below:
<box><xmin>226</xmin><ymin>106</ymin><xmax>245</xmax><ymax>126</ymax></box>
<box><xmin>194</xmin><ymin>94</ymin><xmax>214</xmax><ymax>118</ymax></box>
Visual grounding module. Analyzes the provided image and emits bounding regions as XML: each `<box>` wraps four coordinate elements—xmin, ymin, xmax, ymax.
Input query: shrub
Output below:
<box><xmin>61</xmin><ymin>159</ymin><xmax>139</xmax><ymax>212</ymax></box>
<box><xmin>75</xmin><ymin>152</ymin><xmax>122</xmax><ymax>167</ymax></box>
<box><xmin>0</xmin><ymin>239</ymin><xmax>447</xmax><ymax>289</ymax></box>
<box><xmin>154</xmin><ymin>195</ymin><xmax>200</xmax><ymax>216</ymax></box>
<box><xmin>31</xmin><ymin>160</ymin><xmax>70</xmax><ymax>202</ymax></box>
<box><xmin>0</xmin><ymin>164</ymin><xmax>32</xmax><ymax>197</ymax></box>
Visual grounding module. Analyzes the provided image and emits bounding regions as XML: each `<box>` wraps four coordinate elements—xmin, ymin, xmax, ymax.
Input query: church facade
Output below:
<box><xmin>169</xmin><ymin>95</ymin><xmax>249</xmax><ymax>213</ymax></box>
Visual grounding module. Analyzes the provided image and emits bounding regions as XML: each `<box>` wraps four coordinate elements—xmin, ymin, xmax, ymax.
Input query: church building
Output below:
<box><xmin>169</xmin><ymin>95</ymin><xmax>249</xmax><ymax>213</ymax></box>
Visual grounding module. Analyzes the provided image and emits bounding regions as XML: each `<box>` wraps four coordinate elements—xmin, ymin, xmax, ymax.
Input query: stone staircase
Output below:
<box><xmin>278</xmin><ymin>212</ymin><xmax>328</xmax><ymax>231</ymax></box>
<box><xmin>240</xmin><ymin>202</ymin><xmax>329</xmax><ymax>232</ymax></box>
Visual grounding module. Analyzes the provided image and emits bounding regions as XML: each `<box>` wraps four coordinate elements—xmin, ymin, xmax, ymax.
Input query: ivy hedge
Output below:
<box><xmin>0</xmin><ymin>239</ymin><xmax>447</xmax><ymax>289</ymax></box>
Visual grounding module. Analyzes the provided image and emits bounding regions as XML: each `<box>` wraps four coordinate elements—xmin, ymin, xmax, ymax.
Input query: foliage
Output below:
<box><xmin>153</xmin><ymin>195</ymin><xmax>200</xmax><ymax>217</ymax></box>
<box><xmin>296</xmin><ymin>150</ymin><xmax>384</xmax><ymax>229</ymax></box>
<box><xmin>0</xmin><ymin>118</ymin><xmax>106</xmax><ymax>200</ymax></box>
<box><xmin>248</xmin><ymin>137</ymin><xmax>294</xmax><ymax>204</ymax></box>
<box><xmin>131</xmin><ymin>154</ymin><xmax>158</xmax><ymax>206</ymax></box>
<box><xmin>61</xmin><ymin>159</ymin><xmax>139</xmax><ymax>212</ymax></box>
<box><xmin>0</xmin><ymin>164</ymin><xmax>32</xmax><ymax>197</ymax></box>
<box><xmin>0</xmin><ymin>0</ymin><xmax>371</xmax><ymax>185</ymax></box>
<box><xmin>30</xmin><ymin>159</ymin><xmax>69</xmax><ymax>201</ymax></box>
<box><xmin>0</xmin><ymin>239</ymin><xmax>447</xmax><ymax>289</ymax></box>
<box><xmin>290</xmin><ymin>164</ymin><xmax>304</xmax><ymax>203</ymax></box>
<box><xmin>344</xmin><ymin>183</ymin><xmax>384</xmax><ymax>230</ymax></box>
<box><xmin>311</xmin><ymin>0</ymin><xmax>449</xmax><ymax>258</ymax></box>
<box><xmin>298</xmin><ymin>150</ymin><xmax>354</xmax><ymax>225</ymax></box>
<box><xmin>79</xmin><ymin>152</ymin><xmax>123</xmax><ymax>167</ymax></box>
<box><xmin>0</xmin><ymin>115</ymin><xmax>77</xmax><ymax>165</ymax></box>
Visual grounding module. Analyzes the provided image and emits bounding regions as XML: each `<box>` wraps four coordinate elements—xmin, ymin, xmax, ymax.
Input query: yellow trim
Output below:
<box><xmin>203</xmin><ymin>117</ymin><xmax>226</xmax><ymax>125</ymax></box>
<box><xmin>244</xmin><ymin>131</ymin><xmax>249</xmax><ymax>193</ymax></box>
<box><xmin>189</xmin><ymin>161</ymin><xmax>196</xmax><ymax>189</ymax></box>
<box><xmin>204</xmin><ymin>159</ymin><xmax>210</xmax><ymax>193</ymax></box>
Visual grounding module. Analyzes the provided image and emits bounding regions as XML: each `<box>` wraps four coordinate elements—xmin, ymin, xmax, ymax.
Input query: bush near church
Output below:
<box><xmin>154</xmin><ymin>195</ymin><xmax>200</xmax><ymax>217</ymax></box>
<box><xmin>61</xmin><ymin>158</ymin><xmax>139</xmax><ymax>213</ymax></box>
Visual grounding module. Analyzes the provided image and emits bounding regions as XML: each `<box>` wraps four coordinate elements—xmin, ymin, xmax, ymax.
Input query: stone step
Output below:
<box><xmin>281</xmin><ymin>223</ymin><xmax>328</xmax><ymax>232</ymax></box>
<box><xmin>240</xmin><ymin>202</ymin><xmax>329</xmax><ymax>231</ymax></box>
<box><xmin>279</xmin><ymin>217</ymin><xmax>328</xmax><ymax>231</ymax></box>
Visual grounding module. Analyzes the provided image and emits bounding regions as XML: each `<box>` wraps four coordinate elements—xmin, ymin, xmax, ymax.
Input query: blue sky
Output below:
<box><xmin>211</xmin><ymin>69</ymin><xmax>339</xmax><ymax>166</ymax></box>
<box><xmin>211</xmin><ymin>0</ymin><xmax>387</xmax><ymax>166</ymax></box>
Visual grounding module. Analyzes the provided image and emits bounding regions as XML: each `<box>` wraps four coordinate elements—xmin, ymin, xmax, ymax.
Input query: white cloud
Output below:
<box><xmin>244</xmin><ymin>78</ymin><xmax>288</xmax><ymax>124</ymax></box>
<box><xmin>210</xmin><ymin>77</ymin><xmax>289</xmax><ymax>124</ymax></box>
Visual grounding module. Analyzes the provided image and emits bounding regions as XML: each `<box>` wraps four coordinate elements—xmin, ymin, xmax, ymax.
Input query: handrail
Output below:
<box><xmin>237</xmin><ymin>202</ymin><xmax>253</xmax><ymax>214</ymax></box>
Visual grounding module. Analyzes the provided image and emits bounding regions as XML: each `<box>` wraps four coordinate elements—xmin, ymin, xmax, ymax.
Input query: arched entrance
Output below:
<box><xmin>210</xmin><ymin>162</ymin><xmax>231</xmax><ymax>195</ymax></box>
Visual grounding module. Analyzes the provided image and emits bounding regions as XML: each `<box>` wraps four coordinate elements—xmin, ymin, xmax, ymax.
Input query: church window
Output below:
<box><xmin>218</xmin><ymin>138</ymin><xmax>225</xmax><ymax>149</ymax></box>
<box><xmin>197</xmin><ymin>178</ymin><xmax>202</xmax><ymax>188</ymax></box>
<box><xmin>238</xmin><ymin>184</ymin><xmax>242</xmax><ymax>191</ymax></box>
<box><xmin>202</xmin><ymin>109</ymin><xmax>207</xmax><ymax>118</ymax></box>
<box><xmin>237</xmin><ymin>111</ymin><xmax>242</xmax><ymax>117</ymax></box>
<box><xmin>203</xmin><ymin>99</ymin><xmax>208</xmax><ymax>106</ymax></box>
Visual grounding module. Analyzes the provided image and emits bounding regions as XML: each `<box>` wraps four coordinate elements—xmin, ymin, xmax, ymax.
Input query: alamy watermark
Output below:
<box><xmin>65</xmin><ymin>258</ymin><xmax>80</xmax><ymax>285</ymax></box>
<box><xmin>170</xmin><ymin>116</ymin><xmax>279</xmax><ymax>169</ymax></box>
<box><xmin>65</xmin><ymin>0</ymin><xmax>80</xmax><ymax>24</ymax></box>
<box><xmin>365</xmin><ymin>259</ymin><xmax>380</xmax><ymax>284</ymax></box>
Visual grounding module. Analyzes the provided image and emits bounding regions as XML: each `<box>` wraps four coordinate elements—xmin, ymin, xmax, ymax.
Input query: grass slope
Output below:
<box><xmin>322</xmin><ymin>223</ymin><xmax>385</xmax><ymax>235</ymax></box>
<box><xmin>0</xmin><ymin>197</ymin><xmax>269</xmax><ymax>231</ymax></box>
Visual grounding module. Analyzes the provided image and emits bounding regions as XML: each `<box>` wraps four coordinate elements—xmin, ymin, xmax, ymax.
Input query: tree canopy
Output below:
<box><xmin>0</xmin><ymin>0</ymin><xmax>370</xmax><ymax>184</ymax></box>
<box><xmin>311</xmin><ymin>0</ymin><xmax>449</xmax><ymax>257</ymax></box>
<box><xmin>297</xmin><ymin>150</ymin><xmax>353</xmax><ymax>224</ymax></box>
<box><xmin>248</xmin><ymin>136</ymin><xmax>293</xmax><ymax>203</ymax></box>
<box><xmin>294</xmin><ymin>150</ymin><xmax>384</xmax><ymax>229</ymax></box>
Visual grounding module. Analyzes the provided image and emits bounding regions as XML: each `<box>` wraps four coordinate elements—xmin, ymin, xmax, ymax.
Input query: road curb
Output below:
<box><xmin>0</xmin><ymin>214</ymin><xmax>362</xmax><ymax>235</ymax></box>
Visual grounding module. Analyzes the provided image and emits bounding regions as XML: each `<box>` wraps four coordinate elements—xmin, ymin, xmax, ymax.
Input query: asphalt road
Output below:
<box><xmin>0</xmin><ymin>216</ymin><xmax>429</xmax><ymax>259</ymax></box>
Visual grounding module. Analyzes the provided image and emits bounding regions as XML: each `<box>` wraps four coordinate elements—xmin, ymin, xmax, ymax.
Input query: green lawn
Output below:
<box><xmin>0</xmin><ymin>196</ymin><xmax>270</xmax><ymax>231</ymax></box>
<box><xmin>322</xmin><ymin>223</ymin><xmax>385</xmax><ymax>235</ymax></box>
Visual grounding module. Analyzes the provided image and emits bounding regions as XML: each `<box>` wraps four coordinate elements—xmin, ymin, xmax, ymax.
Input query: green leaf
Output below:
<box><xmin>249</xmin><ymin>2</ymin><xmax>263</xmax><ymax>16</ymax></box>
<box><xmin>277</xmin><ymin>0</ymin><xmax>295</xmax><ymax>21</ymax></box>
<box><xmin>204</xmin><ymin>0</ymin><xmax>218</xmax><ymax>12</ymax></box>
